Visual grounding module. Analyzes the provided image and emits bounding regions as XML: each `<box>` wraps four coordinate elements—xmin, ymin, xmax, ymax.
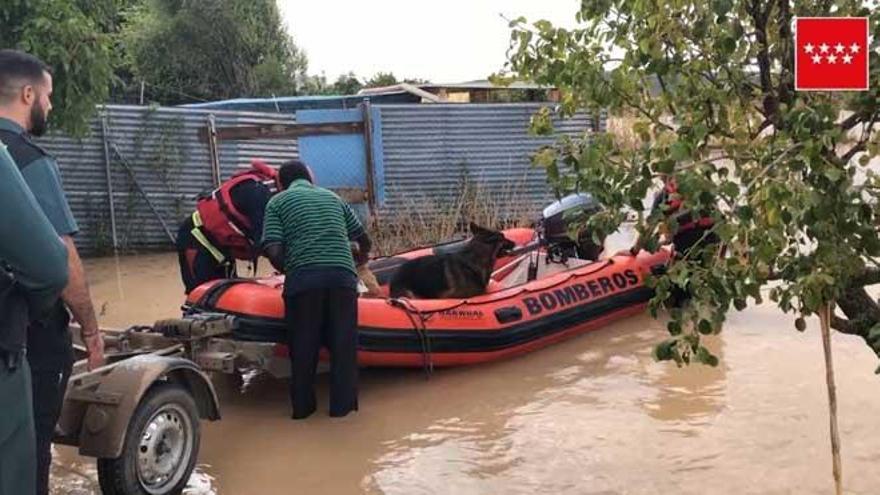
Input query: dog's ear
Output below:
<box><xmin>469</xmin><ymin>222</ymin><xmax>482</xmax><ymax>234</ymax></box>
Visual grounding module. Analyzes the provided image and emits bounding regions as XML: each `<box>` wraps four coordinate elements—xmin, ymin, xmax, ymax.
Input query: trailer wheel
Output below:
<box><xmin>97</xmin><ymin>382</ymin><xmax>200</xmax><ymax>495</ymax></box>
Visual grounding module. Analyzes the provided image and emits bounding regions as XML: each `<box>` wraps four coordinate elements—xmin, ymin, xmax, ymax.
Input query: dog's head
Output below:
<box><xmin>469</xmin><ymin>222</ymin><xmax>515</xmax><ymax>255</ymax></box>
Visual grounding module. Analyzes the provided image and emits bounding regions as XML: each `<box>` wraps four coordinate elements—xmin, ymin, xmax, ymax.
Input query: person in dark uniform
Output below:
<box><xmin>176</xmin><ymin>159</ymin><xmax>280</xmax><ymax>293</ymax></box>
<box><xmin>0</xmin><ymin>49</ymin><xmax>105</xmax><ymax>495</ymax></box>
<box><xmin>650</xmin><ymin>176</ymin><xmax>718</xmax><ymax>257</ymax></box>
<box><xmin>624</xmin><ymin>175</ymin><xmax>718</xmax><ymax>258</ymax></box>
<box><xmin>263</xmin><ymin>160</ymin><xmax>372</xmax><ymax>419</ymax></box>
<box><xmin>0</xmin><ymin>120</ymin><xmax>69</xmax><ymax>495</ymax></box>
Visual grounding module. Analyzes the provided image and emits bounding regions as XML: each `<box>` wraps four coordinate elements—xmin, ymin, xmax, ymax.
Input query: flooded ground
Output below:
<box><xmin>51</xmin><ymin>245</ymin><xmax>880</xmax><ymax>495</ymax></box>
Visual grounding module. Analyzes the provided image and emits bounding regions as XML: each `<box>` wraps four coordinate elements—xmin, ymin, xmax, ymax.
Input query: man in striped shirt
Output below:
<box><xmin>262</xmin><ymin>160</ymin><xmax>371</xmax><ymax>419</ymax></box>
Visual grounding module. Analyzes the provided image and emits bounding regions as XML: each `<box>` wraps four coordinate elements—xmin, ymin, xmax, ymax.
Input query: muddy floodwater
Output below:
<box><xmin>51</xmin><ymin>245</ymin><xmax>880</xmax><ymax>495</ymax></box>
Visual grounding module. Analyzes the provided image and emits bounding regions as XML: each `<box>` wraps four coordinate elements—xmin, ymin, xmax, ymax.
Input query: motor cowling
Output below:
<box><xmin>539</xmin><ymin>193</ymin><xmax>604</xmax><ymax>261</ymax></box>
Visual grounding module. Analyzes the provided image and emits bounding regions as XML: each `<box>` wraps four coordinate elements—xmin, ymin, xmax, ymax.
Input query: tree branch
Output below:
<box><xmin>839</xmin><ymin>112</ymin><xmax>866</xmax><ymax>132</ymax></box>
<box><xmin>851</xmin><ymin>267</ymin><xmax>880</xmax><ymax>287</ymax></box>
<box><xmin>751</xmin><ymin>118</ymin><xmax>774</xmax><ymax>139</ymax></box>
<box><xmin>750</xmin><ymin>0</ymin><xmax>778</xmax><ymax>124</ymax></box>
<box><xmin>841</xmin><ymin>142</ymin><xmax>867</xmax><ymax>163</ymax></box>
<box><xmin>776</xmin><ymin>0</ymin><xmax>794</xmax><ymax>108</ymax></box>
<box><xmin>656</xmin><ymin>73</ymin><xmax>677</xmax><ymax>117</ymax></box>
<box><xmin>831</xmin><ymin>315</ymin><xmax>871</xmax><ymax>338</ymax></box>
<box><xmin>840</xmin><ymin>113</ymin><xmax>878</xmax><ymax>163</ymax></box>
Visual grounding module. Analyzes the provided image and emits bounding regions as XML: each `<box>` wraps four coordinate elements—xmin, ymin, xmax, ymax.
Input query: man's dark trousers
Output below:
<box><xmin>28</xmin><ymin>303</ymin><xmax>73</xmax><ymax>495</ymax></box>
<box><xmin>284</xmin><ymin>287</ymin><xmax>358</xmax><ymax>419</ymax></box>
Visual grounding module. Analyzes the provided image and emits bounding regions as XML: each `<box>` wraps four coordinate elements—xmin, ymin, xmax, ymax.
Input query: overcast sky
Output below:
<box><xmin>278</xmin><ymin>0</ymin><xmax>580</xmax><ymax>84</ymax></box>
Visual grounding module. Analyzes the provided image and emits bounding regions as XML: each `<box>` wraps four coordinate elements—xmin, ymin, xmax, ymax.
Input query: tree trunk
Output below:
<box><xmin>820</xmin><ymin>303</ymin><xmax>843</xmax><ymax>495</ymax></box>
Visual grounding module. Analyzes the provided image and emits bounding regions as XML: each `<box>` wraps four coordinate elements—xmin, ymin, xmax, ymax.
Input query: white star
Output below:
<box><xmin>804</xmin><ymin>43</ymin><xmax>815</xmax><ymax>53</ymax></box>
<box><xmin>850</xmin><ymin>43</ymin><xmax>861</xmax><ymax>54</ymax></box>
<box><xmin>827</xmin><ymin>54</ymin><xmax>838</xmax><ymax>64</ymax></box>
<box><xmin>834</xmin><ymin>43</ymin><xmax>845</xmax><ymax>53</ymax></box>
<box><xmin>812</xmin><ymin>54</ymin><xmax>823</xmax><ymax>64</ymax></box>
<box><xmin>819</xmin><ymin>43</ymin><xmax>830</xmax><ymax>53</ymax></box>
<box><xmin>843</xmin><ymin>54</ymin><xmax>853</xmax><ymax>64</ymax></box>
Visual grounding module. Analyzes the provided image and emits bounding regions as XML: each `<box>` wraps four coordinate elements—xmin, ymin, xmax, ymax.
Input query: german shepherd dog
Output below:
<box><xmin>389</xmin><ymin>223</ymin><xmax>515</xmax><ymax>299</ymax></box>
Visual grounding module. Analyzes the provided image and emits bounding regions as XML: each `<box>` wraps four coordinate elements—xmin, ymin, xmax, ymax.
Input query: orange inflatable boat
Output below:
<box><xmin>184</xmin><ymin>227</ymin><xmax>672</xmax><ymax>368</ymax></box>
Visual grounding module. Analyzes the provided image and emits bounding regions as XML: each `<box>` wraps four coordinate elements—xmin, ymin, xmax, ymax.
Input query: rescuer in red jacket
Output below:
<box><xmin>176</xmin><ymin>159</ymin><xmax>282</xmax><ymax>293</ymax></box>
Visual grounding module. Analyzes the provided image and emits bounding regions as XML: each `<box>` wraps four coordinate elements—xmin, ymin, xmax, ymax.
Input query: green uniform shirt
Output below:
<box><xmin>262</xmin><ymin>179</ymin><xmax>365</xmax><ymax>278</ymax></box>
<box><xmin>0</xmin><ymin>142</ymin><xmax>69</xmax><ymax>353</ymax></box>
<box><xmin>0</xmin><ymin>118</ymin><xmax>78</xmax><ymax>237</ymax></box>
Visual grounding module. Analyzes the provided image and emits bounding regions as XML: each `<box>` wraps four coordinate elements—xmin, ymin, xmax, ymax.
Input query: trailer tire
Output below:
<box><xmin>97</xmin><ymin>382</ymin><xmax>200</xmax><ymax>495</ymax></box>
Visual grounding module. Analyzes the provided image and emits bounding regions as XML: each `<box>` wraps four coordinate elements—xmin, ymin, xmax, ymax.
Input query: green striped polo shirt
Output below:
<box><xmin>262</xmin><ymin>179</ymin><xmax>364</xmax><ymax>279</ymax></box>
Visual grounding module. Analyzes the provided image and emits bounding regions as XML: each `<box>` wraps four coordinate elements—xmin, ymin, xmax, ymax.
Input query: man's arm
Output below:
<box><xmin>230</xmin><ymin>180</ymin><xmax>272</xmax><ymax>248</ymax></box>
<box><xmin>351</xmin><ymin>232</ymin><xmax>372</xmax><ymax>266</ymax></box>
<box><xmin>260</xmin><ymin>198</ymin><xmax>285</xmax><ymax>273</ymax></box>
<box><xmin>0</xmin><ymin>146</ymin><xmax>68</xmax><ymax>313</ymax></box>
<box><xmin>342</xmin><ymin>202</ymin><xmax>371</xmax><ymax>264</ymax></box>
<box><xmin>18</xmin><ymin>155</ymin><xmax>104</xmax><ymax>368</ymax></box>
<box><xmin>60</xmin><ymin>236</ymin><xmax>104</xmax><ymax>369</ymax></box>
<box><xmin>264</xmin><ymin>243</ymin><xmax>285</xmax><ymax>272</ymax></box>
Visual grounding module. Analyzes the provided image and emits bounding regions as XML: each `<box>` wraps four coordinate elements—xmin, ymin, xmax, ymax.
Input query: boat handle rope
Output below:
<box><xmin>389</xmin><ymin>298</ymin><xmax>434</xmax><ymax>379</ymax></box>
<box><xmin>382</xmin><ymin>258</ymin><xmax>624</xmax><ymax>377</ymax></box>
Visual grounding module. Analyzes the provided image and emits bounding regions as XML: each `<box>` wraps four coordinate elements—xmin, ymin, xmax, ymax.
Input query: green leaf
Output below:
<box><xmin>824</xmin><ymin>167</ymin><xmax>843</xmax><ymax>182</ymax></box>
<box><xmin>714</xmin><ymin>35</ymin><xmax>736</xmax><ymax>55</ymax></box>
<box><xmin>698</xmin><ymin>319</ymin><xmax>714</xmax><ymax>335</ymax></box>
<box><xmin>721</xmin><ymin>181</ymin><xmax>738</xmax><ymax>198</ymax></box>
<box><xmin>731</xmin><ymin>20</ymin><xmax>744</xmax><ymax>39</ymax></box>
<box><xmin>653</xmin><ymin>339</ymin><xmax>678</xmax><ymax>361</ymax></box>
<box><xmin>712</xmin><ymin>0</ymin><xmax>732</xmax><ymax>17</ymax></box>
<box><xmin>531</xmin><ymin>146</ymin><xmax>558</xmax><ymax>168</ymax></box>
<box><xmin>655</xmin><ymin>159</ymin><xmax>675</xmax><ymax>174</ymax></box>
<box><xmin>670</xmin><ymin>141</ymin><xmax>691</xmax><ymax>161</ymax></box>
<box><xmin>695</xmin><ymin>346</ymin><xmax>719</xmax><ymax>367</ymax></box>
<box><xmin>534</xmin><ymin>19</ymin><xmax>554</xmax><ymax>34</ymax></box>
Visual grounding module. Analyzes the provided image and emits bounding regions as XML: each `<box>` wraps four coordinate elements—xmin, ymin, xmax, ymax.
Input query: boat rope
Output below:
<box><xmin>389</xmin><ymin>298</ymin><xmax>434</xmax><ymax>379</ymax></box>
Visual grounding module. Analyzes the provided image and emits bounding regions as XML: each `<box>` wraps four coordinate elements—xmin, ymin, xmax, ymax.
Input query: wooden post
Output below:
<box><xmin>206</xmin><ymin>115</ymin><xmax>222</xmax><ymax>188</ymax></box>
<box><xmin>361</xmin><ymin>100</ymin><xmax>378</xmax><ymax>217</ymax></box>
<box><xmin>819</xmin><ymin>303</ymin><xmax>843</xmax><ymax>495</ymax></box>
<box><xmin>100</xmin><ymin>116</ymin><xmax>119</xmax><ymax>251</ymax></box>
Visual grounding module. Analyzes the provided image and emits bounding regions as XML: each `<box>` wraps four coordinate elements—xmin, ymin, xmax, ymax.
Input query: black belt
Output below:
<box><xmin>0</xmin><ymin>349</ymin><xmax>24</xmax><ymax>372</ymax></box>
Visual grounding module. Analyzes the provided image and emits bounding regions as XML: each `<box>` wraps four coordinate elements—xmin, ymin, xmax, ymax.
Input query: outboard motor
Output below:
<box><xmin>538</xmin><ymin>193</ymin><xmax>604</xmax><ymax>262</ymax></box>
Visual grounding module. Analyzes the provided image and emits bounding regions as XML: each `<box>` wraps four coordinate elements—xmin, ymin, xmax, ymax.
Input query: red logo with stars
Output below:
<box><xmin>795</xmin><ymin>17</ymin><xmax>869</xmax><ymax>91</ymax></box>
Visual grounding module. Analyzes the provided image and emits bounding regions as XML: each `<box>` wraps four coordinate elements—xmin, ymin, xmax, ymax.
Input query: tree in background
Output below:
<box><xmin>365</xmin><ymin>72</ymin><xmax>398</xmax><ymax>88</ymax></box>
<box><xmin>331</xmin><ymin>72</ymin><xmax>364</xmax><ymax>95</ymax></box>
<box><xmin>1</xmin><ymin>0</ymin><xmax>125</xmax><ymax>134</ymax></box>
<box><xmin>121</xmin><ymin>0</ymin><xmax>308</xmax><ymax>104</ymax></box>
<box><xmin>506</xmin><ymin>1</ymin><xmax>880</xmax><ymax>490</ymax></box>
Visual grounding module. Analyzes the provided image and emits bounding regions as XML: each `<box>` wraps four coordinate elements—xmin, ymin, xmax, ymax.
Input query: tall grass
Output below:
<box><xmin>367</xmin><ymin>177</ymin><xmax>540</xmax><ymax>256</ymax></box>
<box><xmin>606</xmin><ymin>113</ymin><xmax>642</xmax><ymax>151</ymax></box>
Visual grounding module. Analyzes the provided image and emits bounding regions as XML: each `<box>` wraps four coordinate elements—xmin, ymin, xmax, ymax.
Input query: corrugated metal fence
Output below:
<box><xmin>378</xmin><ymin>104</ymin><xmax>602</xmax><ymax>221</ymax></box>
<box><xmin>36</xmin><ymin>105</ymin><xmax>297</xmax><ymax>255</ymax></box>
<box><xmin>35</xmin><ymin>103</ymin><xmax>600</xmax><ymax>255</ymax></box>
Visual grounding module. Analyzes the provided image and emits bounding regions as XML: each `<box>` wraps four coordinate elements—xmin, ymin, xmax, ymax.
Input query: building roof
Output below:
<box><xmin>357</xmin><ymin>82</ymin><xmax>441</xmax><ymax>101</ymax></box>
<box><xmin>180</xmin><ymin>92</ymin><xmax>420</xmax><ymax>113</ymax></box>
<box><xmin>418</xmin><ymin>79</ymin><xmax>553</xmax><ymax>91</ymax></box>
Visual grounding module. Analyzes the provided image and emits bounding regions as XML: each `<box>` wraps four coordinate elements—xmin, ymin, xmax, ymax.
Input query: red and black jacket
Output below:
<box><xmin>654</xmin><ymin>179</ymin><xmax>715</xmax><ymax>234</ymax></box>
<box><xmin>195</xmin><ymin>160</ymin><xmax>280</xmax><ymax>260</ymax></box>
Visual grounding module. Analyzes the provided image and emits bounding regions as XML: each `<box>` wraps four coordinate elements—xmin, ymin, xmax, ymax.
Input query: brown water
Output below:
<box><xmin>50</xmin><ymin>250</ymin><xmax>880</xmax><ymax>495</ymax></box>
